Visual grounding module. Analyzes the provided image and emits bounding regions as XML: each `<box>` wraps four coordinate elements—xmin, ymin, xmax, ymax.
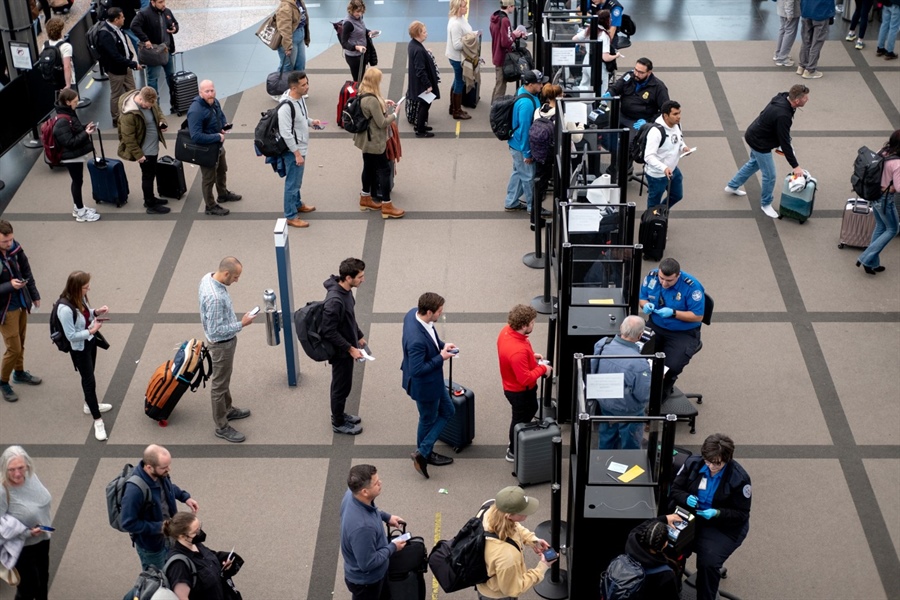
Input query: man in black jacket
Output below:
<box><xmin>96</xmin><ymin>8</ymin><xmax>142</xmax><ymax>125</ymax></box>
<box><xmin>0</xmin><ymin>221</ymin><xmax>42</xmax><ymax>403</ymax></box>
<box><xmin>131</xmin><ymin>0</ymin><xmax>179</xmax><ymax>112</ymax></box>
<box><xmin>321</xmin><ymin>258</ymin><xmax>368</xmax><ymax>436</ymax></box>
<box><xmin>606</xmin><ymin>57</ymin><xmax>669</xmax><ymax>174</ymax></box>
<box><xmin>724</xmin><ymin>84</ymin><xmax>809</xmax><ymax>218</ymax></box>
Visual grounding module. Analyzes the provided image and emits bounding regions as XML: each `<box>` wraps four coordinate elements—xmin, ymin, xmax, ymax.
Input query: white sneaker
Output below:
<box><xmin>761</xmin><ymin>205</ymin><xmax>779</xmax><ymax>218</ymax></box>
<box><xmin>801</xmin><ymin>69</ymin><xmax>823</xmax><ymax>79</ymax></box>
<box><xmin>93</xmin><ymin>419</ymin><xmax>108</xmax><ymax>441</ymax></box>
<box><xmin>84</xmin><ymin>403</ymin><xmax>113</xmax><ymax>414</ymax></box>
<box><xmin>796</xmin><ymin>66</ymin><xmax>805</xmax><ymax>76</ymax></box>
<box><xmin>724</xmin><ymin>186</ymin><xmax>747</xmax><ymax>196</ymax></box>
<box><xmin>74</xmin><ymin>207</ymin><xmax>101</xmax><ymax>222</ymax></box>
<box><xmin>72</xmin><ymin>206</ymin><xmax>98</xmax><ymax>217</ymax></box>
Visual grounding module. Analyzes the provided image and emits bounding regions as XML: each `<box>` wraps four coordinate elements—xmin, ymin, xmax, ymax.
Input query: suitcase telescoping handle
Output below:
<box><xmin>91</xmin><ymin>128</ymin><xmax>107</xmax><ymax>167</ymax></box>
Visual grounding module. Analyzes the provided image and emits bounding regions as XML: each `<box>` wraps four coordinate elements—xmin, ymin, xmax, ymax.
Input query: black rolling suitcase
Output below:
<box><xmin>386</xmin><ymin>522</ymin><xmax>427</xmax><ymax>600</ymax></box>
<box><xmin>462</xmin><ymin>80</ymin><xmax>480</xmax><ymax>109</ymax></box>
<box><xmin>171</xmin><ymin>52</ymin><xmax>199</xmax><ymax>116</ymax></box>
<box><xmin>156</xmin><ymin>155</ymin><xmax>186</xmax><ymax>199</ymax></box>
<box><xmin>638</xmin><ymin>180</ymin><xmax>669</xmax><ymax>261</ymax></box>
<box><xmin>513</xmin><ymin>377</ymin><xmax>561</xmax><ymax>486</ymax></box>
<box><xmin>439</xmin><ymin>357</ymin><xmax>475</xmax><ymax>452</ymax></box>
<box><xmin>87</xmin><ymin>130</ymin><xmax>129</xmax><ymax>207</ymax></box>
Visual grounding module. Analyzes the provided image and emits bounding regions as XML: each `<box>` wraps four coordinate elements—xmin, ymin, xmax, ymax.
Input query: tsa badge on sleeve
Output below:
<box><xmin>649</xmin><ymin>278</ymin><xmax>657</xmax><ymax>289</ymax></box>
<box><xmin>743</xmin><ymin>484</ymin><xmax>752</xmax><ymax>499</ymax></box>
<box><xmin>692</xmin><ymin>290</ymin><xmax>702</xmax><ymax>301</ymax></box>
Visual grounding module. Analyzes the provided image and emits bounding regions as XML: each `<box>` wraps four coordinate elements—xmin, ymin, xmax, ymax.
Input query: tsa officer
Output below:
<box><xmin>669</xmin><ymin>433</ymin><xmax>751</xmax><ymax>600</ymax></box>
<box><xmin>638</xmin><ymin>257</ymin><xmax>704</xmax><ymax>396</ymax></box>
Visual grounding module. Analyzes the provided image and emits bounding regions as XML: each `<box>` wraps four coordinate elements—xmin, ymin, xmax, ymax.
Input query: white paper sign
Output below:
<box><xmin>552</xmin><ymin>47</ymin><xmax>577</xmax><ymax>66</ymax></box>
<box><xmin>586</xmin><ymin>373</ymin><xmax>624</xmax><ymax>399</ymax></box>
<box><xmin>568</xmin><ymin>208</ymin><xmax>601</xmax><ymax>232</ymax></box>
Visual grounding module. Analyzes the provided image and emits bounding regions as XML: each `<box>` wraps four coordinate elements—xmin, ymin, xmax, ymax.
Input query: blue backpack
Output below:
<box><xmin>599</xmin><ymin>554</ymin><xmax>671</xmax><ymax>600</ymax></box>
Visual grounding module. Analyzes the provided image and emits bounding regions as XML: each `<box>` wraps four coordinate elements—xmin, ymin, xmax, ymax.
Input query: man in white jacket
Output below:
<box><xmin>277</xmin><ymin>70</ymin><xmax>322</xmax><ymax>228</ymax></box>
<box><xmin>643</xmin><ymin>100</ymin><xmax>689</xmax><ymax>211</ymax></box>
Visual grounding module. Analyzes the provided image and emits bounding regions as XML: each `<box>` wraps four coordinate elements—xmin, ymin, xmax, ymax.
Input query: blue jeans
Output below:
<box><xmin>278</xmin><ymin>25</ymin><xmax>307</xmax><ymax>72</ymax></box>
<box><xmin>415</xmin><ymin>386</ymin><xmax>455</xmax><ymax>457</ymax></box>
<box><xmin>598</xmin><ymin>420</ymin><xmax>643</xmax><ymax>450</ymax></box>
<box><xmin>727</xmin><ymin>148</ymin><xmax>776</xmax><ymax>207</ymax></box>
<box><xmin>506</xmin><ymin>148</ymin><xmax>535</xmax><ymax>211</ymax></box>
<box><xmin>878</xmin><ymin>5</ymin><xmax>900</xmax><ymax>53</ymax></box>
<box><xmin>282</xmin><ymin>151</ymin><xmax>306</xmax><ymax>219</ymax></box>
<box><xmin>146</xmin><ymin>53</ymin><xmax>175</xmax><ymax>103</ymax></box>
<box><xmin>135</xmin><ymin>541</ymin><xmax>168</xmax><ymax>572</ymax></box>
<box><xmin>858</xmin><ymin>194</ymin><xmax>898</xmax><ymax>269</ymax></box>
<box><xmin>449</xmin><ymin>59</ymin><xmax>464</xmax><ymax>94</ymax></box>
<box><xmin>646</xmin><ymin>168</ymin><xmax>683</xmax><ymax>210</ymax></box>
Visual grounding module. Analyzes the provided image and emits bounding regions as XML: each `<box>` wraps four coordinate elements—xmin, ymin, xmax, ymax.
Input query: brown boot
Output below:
<box><xmin>381</xmin><ymin>201</ymin><xmax>405</xmax><ymax>219</ymax></box>
<box><xmin>451</xmin><ymin>93</ymin><xmax>471</xmax><ymax>120</ymax></box>
<box><xmin>359</xmin><ymin>195</ymin><xmax>382</xmax><ymax>211</ymax></box>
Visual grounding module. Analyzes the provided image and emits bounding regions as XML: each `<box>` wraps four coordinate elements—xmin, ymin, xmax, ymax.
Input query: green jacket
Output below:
<box><xmin>353</xmin><ymin>94</ymin><xmax>396</xmax><ymax>155</ymax></box>
<box><xmin>117</xmin><ymin>90</ymin><xmax>167</xmax><ymax>161</ymax></box>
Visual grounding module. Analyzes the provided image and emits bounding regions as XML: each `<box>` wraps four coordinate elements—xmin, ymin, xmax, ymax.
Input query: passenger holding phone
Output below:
<box><xmin>52</xmin><ymin>89</ymin><xmax>101</xmax><ymax>223</ymax></box>
<box><xmin>0</xmin><ymin>221</ymin><xmax>42</xmax><ymax>404</ymax></box>
<box><xmin>163</xmin><ymin>512</ymin><xmax>244</xmax><ymax>600</ymax></box>
<box><xmin>58</xmin><ymin>271</ymin><xmax>112</xmax><ymax>441</ymax></box>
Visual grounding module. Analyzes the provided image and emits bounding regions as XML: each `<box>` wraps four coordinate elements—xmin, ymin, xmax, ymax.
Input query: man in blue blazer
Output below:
<box><xmin>401</xmin><ymin>292</ymin><xmax>456</xmax><ymax>479</ymax></box>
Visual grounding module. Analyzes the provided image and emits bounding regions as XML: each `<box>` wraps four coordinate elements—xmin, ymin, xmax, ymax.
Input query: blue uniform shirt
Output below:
<box><xmin>696</xmin><ymin>463</ymin><xmax>724</xmax><ymax>510</ymax></box>
<box><xmin>602</xmin><ymin>0</ymin><xmax>624</xmax><ymax>28</ymax></box>
<box><xmin>639</xmin><ymin>269</ymin><xmax>704</xmax><ymax>332</ymax></box>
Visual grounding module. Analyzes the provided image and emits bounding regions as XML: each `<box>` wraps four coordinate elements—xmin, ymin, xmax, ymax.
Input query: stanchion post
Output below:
<box><xmin>535</xmin><ymin>434</ymin><xmax>568</xmax><ymax>599</ymax></box>
<box><xmin>531</xmin><ymin>209</ymin><xmax>557</xmax><ymax>314</ymax></box>
<box><xmin>524</xmin><ymin>180</ymin><xmax>546</xmax><ymax>269</ymax></box>
<box><xmin>273</xmin><ymin>219</ymin><xmax>301</xmax><ymax>386</ymax></box>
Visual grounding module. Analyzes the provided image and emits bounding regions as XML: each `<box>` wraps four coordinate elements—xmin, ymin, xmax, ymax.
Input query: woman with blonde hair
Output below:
<box><xmin>476</xmin><ymin>486</ymin><xmax>555</xmax><ymax>599</ymax></box>
<box><xmin>57</xmin><ymin>271</ymin><xmax>111</xmax><ymax>441</ymax></box>
<box><xmin>354</xmin><ymin>68</ymin><xmax>405</xmax><ymax>219</ymax></box>
<box><xmin>445</xmin><ymin>0</ymin><xmax>474</xmax><ymax>120</ymax></box>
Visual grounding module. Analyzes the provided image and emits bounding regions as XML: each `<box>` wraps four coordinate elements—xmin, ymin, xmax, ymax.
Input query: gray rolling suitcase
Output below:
<box><xmin>512</xmin><ymin>378</ymin><xmax>560</xmax><ymax>486</ymax></box>
<box><xmin>838</xmin><ymin>199</ymin><xmax>875</xmax><ymax>249</ymax></box>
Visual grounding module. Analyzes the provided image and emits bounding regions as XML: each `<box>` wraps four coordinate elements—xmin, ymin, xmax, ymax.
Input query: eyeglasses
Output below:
<box><xmin>704</xmin><ymin>459</ymin><xmax>723</xmax><ymax>467</ymax></box>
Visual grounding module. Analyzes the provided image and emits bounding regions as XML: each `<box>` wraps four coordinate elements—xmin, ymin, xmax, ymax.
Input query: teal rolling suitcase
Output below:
<box><xmin>777</xmin><ymin>174</ymin><xmax>817</xmax><ymax>224</ymax></box>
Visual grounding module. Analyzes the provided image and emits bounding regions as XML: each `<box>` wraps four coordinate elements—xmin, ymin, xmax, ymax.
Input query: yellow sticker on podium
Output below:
<box><xmin>588</xmin><ymin>299</ymin><xmax>615</xmax><ymax>305</ymax></box>
<box><xmin>618</xmin><ymin>465</ymin><xmax>645</xmax><ymax>483</ymax></box>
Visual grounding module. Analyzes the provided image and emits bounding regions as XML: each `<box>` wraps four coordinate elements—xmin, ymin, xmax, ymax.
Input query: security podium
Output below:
<box><xmin>554</xmin><ymin>202</ymin><xmax>642</xmax><ymax>423</ymax></box>
<box><xmin>566</xmin><ymin>353</ymin><xmax>676</xmax><ymax>597</ymax></box>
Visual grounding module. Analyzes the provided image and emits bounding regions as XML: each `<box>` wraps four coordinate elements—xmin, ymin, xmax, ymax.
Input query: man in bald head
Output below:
<box><xmin>120</xmin><ymin>444</ymin><xmax>199</xmax><ymax>571</ymax></box>
<box><xmin>186</xmin><ymin>79</ymin><xmax>242</xmax><ymax>216</ymax></box>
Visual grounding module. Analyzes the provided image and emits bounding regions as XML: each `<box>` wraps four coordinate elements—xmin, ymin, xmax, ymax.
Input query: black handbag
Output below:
<box><xmin>266</xmin><ymin>69</ymin><xmax>290</xmax><ymax>96</ymax></box>
<box><xmin>174</xmin><ymin>128</ymin><xmax>220</xmax><ymax>168</ymax></box>
<box><xmin>138</xmin><ymin>43</ymin><xmax>169</xmax><ymax>67</ymax></box>
<box><xmin>93</xmin><ymin>330</ymin><xmax>110</xmax><ymax>350</ymax></box>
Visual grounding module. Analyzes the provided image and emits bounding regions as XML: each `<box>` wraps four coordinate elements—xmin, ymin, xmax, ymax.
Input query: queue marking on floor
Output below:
<box><xmin>455</xmin><ymin>121</ymin><xmax>460</xmax><ymax>138</ymax></box>
<box><xmin>432</xmin><ymin>512</ymin><xmax>442</xmax><ymax>600</ymax></box>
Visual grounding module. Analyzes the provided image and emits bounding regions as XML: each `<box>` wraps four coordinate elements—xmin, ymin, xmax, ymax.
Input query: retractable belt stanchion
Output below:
<box><xmin>535</xmin><ymin>434</ymin><xmax>568</xmax><ymax>599</ymax></box>
<box><xmin>524</xmin><ymin>177</ymin><xmax>548</xmax><ymax>269</ymax></box>
<box><xmin>531</xmin><ymin>211</ymin><xmax>557</xmax><ymax>314</ymax></box>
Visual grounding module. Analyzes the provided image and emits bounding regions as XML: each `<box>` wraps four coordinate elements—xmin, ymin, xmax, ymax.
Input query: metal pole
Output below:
<box><xmin>524</xmin><ymin>178</ymin><xmax>546</xmax><ymax>269</ymax></box>
<box><xmin>535</xmin><ymin>434</ymin><xmax>568</xmax><ymax>599</ymax></box>
<box><xmin>532</xmin><ymin>212</ymin><xmax>557</xmax><ymax>314</ymax></box>
<box><xmin>273</xmin><ymin>219</ymin><xmax>301</xmax><ymax>386</ymax></box>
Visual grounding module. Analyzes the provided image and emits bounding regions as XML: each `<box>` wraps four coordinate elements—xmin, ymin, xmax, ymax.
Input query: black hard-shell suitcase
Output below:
<box><xmin>638</xmin><ymin>178</ymin><xmax>670</xmax><ymax>262</ymax></box>
<box><xmin>462</xmin><ymin>80</ymin><xmax>480</xmax><ymax>109</ymax></box>
<box><xmin>156</xmin><ymin>155</ymin><xmax>186</xmax><ymax>199</ymax></box>
<box><xmin>386</xmin><ymin>522</ymin><xmax>427</xmax><ymax>600</ymax></box>
<box><xmin>513</xmin><ymin>417</ymin><xmax>561</xmax><ymax>486</ymax></box>
<box><xmin>439</xmin><ymin>357</ymin><xmax>475</xmax><ymax>452</ymax></box>
<box><xmin>87</xmin><ymin>130</ymin><xmax>128</xmax><ymax>207</ymax></box>
<box><xmin>172</xmin><ymin>52</ymin><xmax>199</xmax><ymax>116</ymax></box>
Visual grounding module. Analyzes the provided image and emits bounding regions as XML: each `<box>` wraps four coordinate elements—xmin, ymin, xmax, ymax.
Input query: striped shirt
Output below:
<box><xmin>198</xmin><ymin>272</ymin><xmax>241</xmax><ymax>343</ymax></box>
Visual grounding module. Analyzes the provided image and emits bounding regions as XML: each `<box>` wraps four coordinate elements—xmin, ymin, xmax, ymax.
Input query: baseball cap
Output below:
<box><xmin>495</xmin><ymin>486</ymin><xmax>540</xmax><ymax>516</ymax></box>
<box><xmin>522</xmin><ymin>70</ymin><xmax>549</xmax><ymax>85</ymax></box>
<box><xmin>500</xmin><ymin>0</ymin><xmax>515</xmax><ymax>6</ymax></box>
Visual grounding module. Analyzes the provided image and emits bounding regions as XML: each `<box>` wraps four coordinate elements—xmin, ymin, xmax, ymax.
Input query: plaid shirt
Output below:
<box><xmin>198</xmin><ymin>272</ymin><xmax>241</xmax><ymax>342</ymax></box>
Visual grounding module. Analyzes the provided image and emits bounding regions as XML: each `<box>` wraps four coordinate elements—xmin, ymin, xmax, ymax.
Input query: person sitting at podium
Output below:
<box><xmin>669</xmin><ymin>433</ymin><xmax>751</xmax><ymax>600</ymax></box>
<box><xmin>638</xmin><ymin>257</ymin><xmax>704</xmax><ymax>398</ymax></box>
<box><xmin>590</xmin><ymin>315</ymin><xmax>650</xmax><ymax>450</ymax></box>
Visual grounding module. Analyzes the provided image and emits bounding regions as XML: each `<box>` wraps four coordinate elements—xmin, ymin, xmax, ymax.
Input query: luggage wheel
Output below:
<box><xmin>799</xmin><ymin>219</ymin><xmax>806</xmax><ymax>224</ymax></box>
<box><xmin>777</xmin><ymin>215</ymin><xmax>783</xmax><ymax>220</ymax></box>
<box><xmin>158</xmin><ymin>420</ymin><xmax>168</xmax><ymax>427</ymax></box>
<box><xmin>453</xmin><ymin>447</ymin><xmax>462</xmax><ymax>454</ymax></box>
<box><xmin>838</xmin><ymin>243</ymin><xmax>845</xmax><ymax>249</ymax></box>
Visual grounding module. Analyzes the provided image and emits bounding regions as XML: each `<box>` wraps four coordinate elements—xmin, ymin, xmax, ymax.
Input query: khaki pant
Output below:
<box><xmin>108</xmin><ymin>70</ymin><xmax>136</xmax><ymax>122</ymax></box>
<box><xmin>0</xmin><ymin>308</ymin><xmax>27</xmax><ymax>382</ymax></box>
<box><xmin>492</xmin><ymin>66</ymin><xmax>508</xmax><ymax>104</ymax></box>
<box><xmin>200</xmin><ymin>147</ymin><xmax>228</xmax><ymax>209</ymax></box>
<box><xmin>208</xmin><ymin>336</ymin><xmax>237</xmax><ymax>429</ymax></box>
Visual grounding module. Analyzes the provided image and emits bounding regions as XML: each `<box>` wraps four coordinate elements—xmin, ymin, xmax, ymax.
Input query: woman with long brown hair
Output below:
<box><xmin>354</xmin><ymin>68</ymin><xmax>405</xmax><ymax>219</ymax></box>
<box><xmin>57</xmin><ymin>271</ymin><xmax>110</xmax><ymax>441</ymax></box>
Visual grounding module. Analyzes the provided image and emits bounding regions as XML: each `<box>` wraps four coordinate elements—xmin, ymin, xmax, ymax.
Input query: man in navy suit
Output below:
<box><xmin>401</xmin><ymin>292</ymin><xmax>456</xmax><ymax>479</ymax></box>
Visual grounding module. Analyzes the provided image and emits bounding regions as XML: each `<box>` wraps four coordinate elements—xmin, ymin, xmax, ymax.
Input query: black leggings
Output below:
<box><xmin>345</xmin><ymin>54</ymin><xmax>365</xmax><ymax>82</ymax></box>
<box><xmin>415</xmin><ymin>98</ymin><xmax>431</xmax><ymax>133</ymax></box>
<box><xmin>361</xmin><ymin>152</ymin><xmax>391</xmax><ymax>202</ymax></box>
<box><xmin>64</xmin><ymin>162</ymin><xmax>84</xmax><ymax>209</ymax></box>
<box><xmin>14</xmin><ymin>539</ymin><xmax>50</xmax><ymax>600</ymax></box>
<box><xmin>70</xmin><ymin>337</ymin><xmax>100</xmax><ymax>419</ymax></box>
<box><xmin>139</xmin><ymin>155</ymin><xmax>159</xmax><ymax>202</ymax></box>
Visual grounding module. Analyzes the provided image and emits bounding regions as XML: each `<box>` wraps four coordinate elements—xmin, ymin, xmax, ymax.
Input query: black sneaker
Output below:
<box><xmin>885</xmin><ymin>52</ymin><xmax>898</xmax><ymax>60</ymax></box>
<box><xmin>12</xmin><ymin>371</ymin><xmax>42</xmax><ymax>385</ymax></box>
<box><xmin>876</xmin><ymin>47</ymin><xmax>886</xmax><ymax>56</ymax></box>
<box><xmin>415</xmin><ymin>131</ymin><xmax>435</xmax><ymax>138</ymax></box>
<box><xmin>218</xmin><ymin>191</ymin><xmax>242</xmax><ymax>202</ymax></box>
<box><xmin>205</xmin><ymin>205</ymin><xmax>230</xmax><ymax>216</ymax></box>
<box><xmin>332</xmin><ymin>421</ymin><xmax>363</xmax><ymax>435</ymax></box>
<box><xmin>342</xmin><ymin>413</ymin><xmax>362</xmax><ymax>424</ymax></box>
<box><xmin>215</xmin><ymin>425</ymin><xmax>246</xmax><ymax>443</ymax></box>
<box><xmin>145</xmin><ymin>204</ymin><xmax>171</xmax><ymax>214</ymax></box>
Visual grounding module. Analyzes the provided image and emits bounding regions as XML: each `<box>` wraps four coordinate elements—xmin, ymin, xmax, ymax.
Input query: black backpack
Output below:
<box><xmin>254</xmin><ymin>100</ymin><xmax>295</xmax><ymax>158</ymax></box>
<box><xmin>341</xmin><ymin>93</ymin><xmax>373</xmax><ymax>134</ymax></box>
<box><xmin>37</xmin><ymin>42</ymin><xmax>65</xmax><ymax>89</ymax></box>
<box><xmin>490</xmin><ymin>94</ymin><xmax>539</xmax><ymax>141</ymax></box>
<box><xmin>629</xmin><ymin>122</ymin><xmax>666</xmax><ymax>165</ymax></box>
<box><xmin>599</xmin><ymin>554</ymin><xmax>670</xmax><ymax>600</ymax></box>
<box><xmin>86</xmin><ymin>20</ymin><xmax>106</xmax><ymax>61</ymax></box>
<box><xmin>851</xmin><ymin>146</ymin><xmax>897</xmax><ymax>201</ymax></box>
<box><xmin>428</xmin><ymin>500</ymin><xmax>519</xmax><ymax>593</ymax></box>
<box><xmin>49</xmin><ymin>298</ymin><xmax>76</xmax><ymax>353</ymax></box>
<box><xmin>293</xmin><ymin>290</ymin><xmax>340</xmax><ymax>362</ymax></box>
<box><xmin>529</xmin><ymin>113</ymin><xmax>556</xmax><ymax>164</ymax></box>
<box><xmin>105</xmin><ymin>463</ymin><xmax>151</xmax><ymax>533</ymax></box>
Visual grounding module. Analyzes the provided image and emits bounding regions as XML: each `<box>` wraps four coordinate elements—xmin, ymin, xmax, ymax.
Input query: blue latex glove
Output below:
<box><xmin>697</xmin><ymin>509</ymin><xmax>718</xmax><ymax>520</ymax></box>
<box><xmin>655</xmin><ymin>307</ymin><xmax>674</xmax><ymax>318</ymax></box>
<box><xmin>642</xmin><ymin>303</ymin><xmax>655</xmax><ymax>315</ymax></box>
<box><xmin>633</xmin><ymin>119</ymin><xmax>647</xmax><ymax>130</ymax></box>
<box><xmin>686</xmin><ymin>495</ymin><xmax>698</xmax><ymax>508</ymax></box>
<box><xmin>601</xmin><ymin>92</ymin><xmax>612</xmax><ymax>99</ymax></box>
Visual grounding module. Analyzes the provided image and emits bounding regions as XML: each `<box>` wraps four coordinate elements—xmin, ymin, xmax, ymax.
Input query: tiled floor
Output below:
<box><xmin>0</xmin><ymin>1</ymin><xmax>898</xmax><ymax>599</ymax></box>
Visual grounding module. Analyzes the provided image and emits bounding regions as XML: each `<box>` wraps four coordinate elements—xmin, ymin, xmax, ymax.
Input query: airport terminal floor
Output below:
<box><xmin>0</xmin><ymin>0</ymin><xmax>898</xmax><ymax>598</ymax></box>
